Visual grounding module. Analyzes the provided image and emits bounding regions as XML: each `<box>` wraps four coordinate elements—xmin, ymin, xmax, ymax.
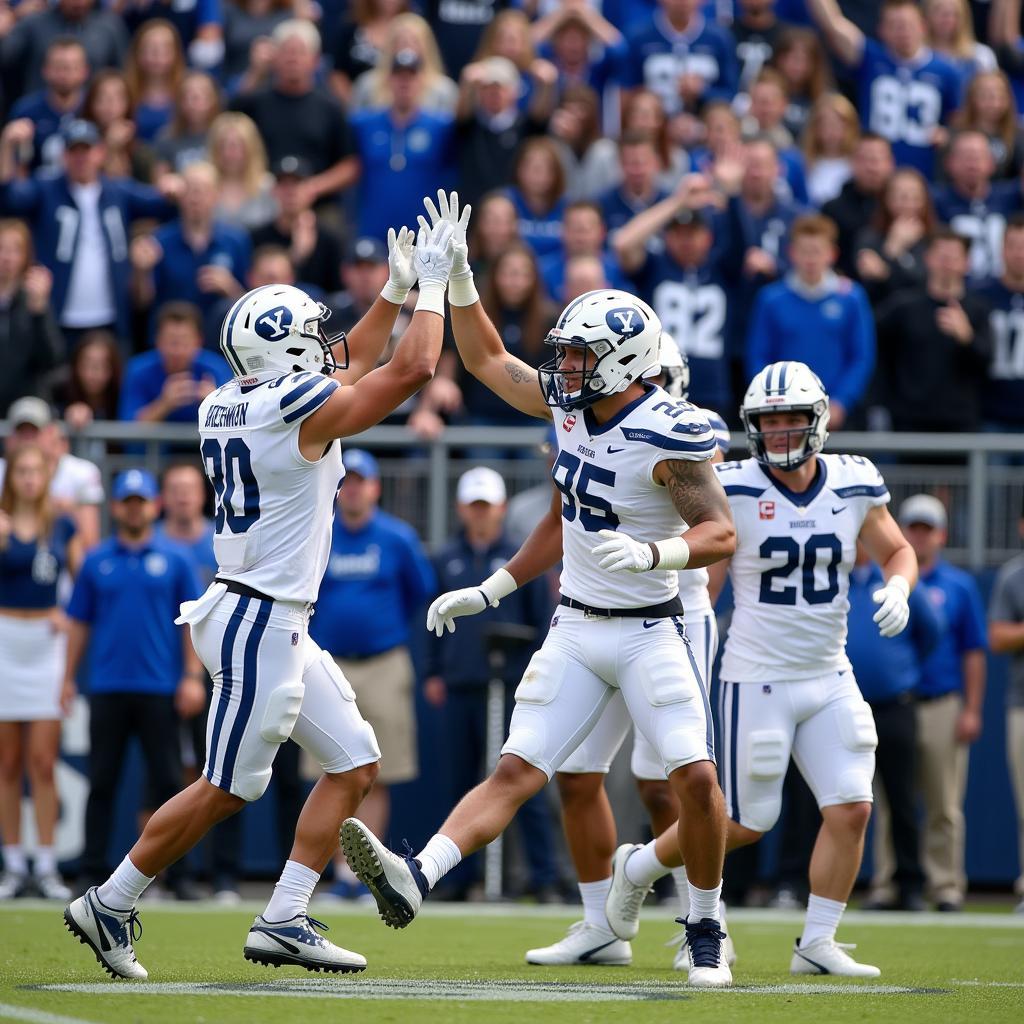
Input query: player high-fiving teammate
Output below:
<box><xmin>341</xmin><ymin>192</ymin><xmax>738</xmax><ymax>988</ymax></box>
<box><xmin>64</xmin><ymin>200</ymin><xmax>461</xmax><ymax>980</ymax></box>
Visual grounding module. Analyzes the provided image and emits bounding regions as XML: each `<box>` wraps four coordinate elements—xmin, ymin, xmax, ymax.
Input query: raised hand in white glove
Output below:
<box><xmin>380</xmin><ymin>225</ymin><xmax>416</xmax><ymax>304</ymax></box>
<box><xmin>591</xmin><ymin>529</ymin><xmax>654</xmax><ymax>573</ymax></box>
<box><xmin>872</xmin><ymin>574</ymin><xmax>910</xmax><ymax>637</ymax></box>
<box><xmin>425</xmin><ymin>567</ymin><xmax>517</xmax><ymax>636</ymax></box>
<box><xmin>423</xmin><ymin>189</ymin><xmax>476</xmax><ymax>306</ymax></box>
<box><xmin>413</xmin><ymin>215</ymin><xmax>456</xmax><ymax>288</ymax></box>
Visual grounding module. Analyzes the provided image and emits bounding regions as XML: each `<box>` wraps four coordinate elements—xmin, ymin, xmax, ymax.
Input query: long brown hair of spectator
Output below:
<box><xmin>955</xmin><ymin>71</ymin><xmax>1019</xmax><ymax>153</ymax></box>
<box><xmin>207</xmin><ymin>112</ymin><xmax>269</xmax><ymax>198</ymax></box>
<box><xmin>801</xmin><ymin>93</ymin><xmax>860</xmax><ymax>163</ymax></box>
<box><xmin>83</xmin><ymin>70</ymin><xmax>137</xmax><ymax>129</ymax></box>
<box><xmin>473</xmin><ymin>9</ymin><xmax>536</xmax><ymax>71</ymax></box>
<box><xmin>770</xmin><ymin>27</ymin><xmax>832</xmax><ymax>100</ymax></box>
<box><xmin>125</xmin><ymin>19</ymin><xmax>186</xmax><ymax>106</ymax></box>
<box><xmin>468</xmin><ymin>191</ymin><xmax>521</xmax><ymax>265</ymax></box>
<box><xmin>513</xmin><ymin>137</ymin><xmax>567</xmax><ymax>211</ymax></box>
<box><xmin>0</xmin><ymin>444</ymin><xmax>54</xmax><ymax>543</ymax></box>
<box><xmin>67</xmin><ymin>331</ymin><xmax>123</xmax><ymax>420</ymax></box>
<box><xmin>480</xmin><ymin>243</ymin><xmax>551</xmax><ymax>360</ymax></box>
<box><xmin>166</xmin><ymin>71</ymin><xmax>222</xmax><ymax>138</ymax></box>
<box><xmin>873</xmin><ymin>167</ymin><xmax>939</xmax><ymax>236</ymax></box>
<box><xmin>620</xmin><ymin>88</ymin><xmax>672</xmax><ymax>170</ymax></box>
<box><xmin>924</xmin><ymin>0</ymin><xmax>980</xmax><ymax>59</ymax></box>
<box><xmin>0</xmin><ymin>219</ymin><xmax>33</xmax><ymax>279</ymax></box>
<box><xmin>557</xmin><ymin>84</ymin><xmax>601</xmax><ymax>156</ymax></box>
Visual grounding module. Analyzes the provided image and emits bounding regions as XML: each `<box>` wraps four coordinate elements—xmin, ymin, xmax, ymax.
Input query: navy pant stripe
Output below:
<box><xmin>205</xmin><ymin>594</ymin><xmax>250</xmax><ymax>787</ymax></box>
<box><xmin>219</xmin><ymin>598</ymin><xmax>272</xmax><ymax>788</ymax></box>
<box><xmin>673</xmin><ymin>616</ymin><xmax>715</xmax><ymax>762</ymax></box>
<box><xmin>728</xmin><ymin>682</ymin><xmax>740</xmax><ymax>822</ymax></box>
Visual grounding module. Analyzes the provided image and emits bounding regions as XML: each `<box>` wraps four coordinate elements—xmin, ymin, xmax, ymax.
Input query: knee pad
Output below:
<box><xmin>233</xmin><ymin>766</ymin><xmax>272</xmax><ymax>802</ymax></box>
<box><xmin>502</xmin><ymin>708</ymin><xmax>549</xmax><ymax>772</ymax></box>
<box><xmin>259</xmin><ymin>681</ymin><xmax>304</xmax><ymax>744</ymax></box>
<box><xmin>839</xmin><ymin>701</ymin><xmax>878</xmax><ymax>753</ymax></box>
<box><xmin>837</xmin><ymin>766</ymin><xmax>875</xmax><ymax>804</ymax></box>
<box><xmin>514</xmin><ymin>646</ymin><xmax>566</xmax><ymax>706</ymax></box>
<box><xmin>741</xmin><ymin>795</ymin><xmax>784</xmax><ymax>833</ymax></box>
<box><xmin>746</xmin><ymin>729</ymin><xmax>789</xmax><ymax>780</ymax></box>
<box><xmin>660</xmin><ymin>727</ymin><xmax>709</xmax><ymax>774</ymax></box>
<box><xmin>638</xmin><ymin>659</ymin><xmax>693</xmax><ymax>707</ymax></box>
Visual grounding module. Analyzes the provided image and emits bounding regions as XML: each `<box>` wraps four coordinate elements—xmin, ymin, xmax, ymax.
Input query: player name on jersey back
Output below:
<box><xmin>197</xmin><ymin>371</ymin><xmax>344</xmax><ymax>604</ymax></box>
<box><xmin>551</xmin><ymin>384</ymin><xmax>716</xmax><ymax>610</ymax></box>
<box><xmin>717</xmin><ymin>453</ymin><xmax>890</xmax><ymax>683</ymax></box>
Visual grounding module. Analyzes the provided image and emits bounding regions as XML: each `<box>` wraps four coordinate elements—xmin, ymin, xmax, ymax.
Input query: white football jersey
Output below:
<box><xmin>552</xmin><ymin>384</ymin><xmax>716</xmax><ymax>610</ymax></box>
<box><xmin>718</xmin><ymin>453</ymin><xmax>890</xmax><ymax>683</ymax></box>
<box><xmin>197</xmin><ymin>370</ymin><xmax>344</xmax><ymax>603</ymax></box>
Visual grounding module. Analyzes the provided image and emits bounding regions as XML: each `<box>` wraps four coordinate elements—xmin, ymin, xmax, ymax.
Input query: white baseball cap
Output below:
<box><xmin>457</xmin><ymin>466</ymin><xmax>507</xmax><ymax>505</ymax></box>
<box><xmin>898</xmin><ymin>494</ymin><xmax>948</xmax><ymax>530</ymax></box>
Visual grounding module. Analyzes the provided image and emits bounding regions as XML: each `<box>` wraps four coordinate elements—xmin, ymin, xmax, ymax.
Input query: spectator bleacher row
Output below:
<box><xmin>0</xmin><ymin>0</ymin><xmax>1023</xmax><ymax>441</ymax></box>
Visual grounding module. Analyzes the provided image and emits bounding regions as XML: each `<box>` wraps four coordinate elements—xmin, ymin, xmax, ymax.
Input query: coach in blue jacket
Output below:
<box><xmin>746</xmin><ymin>213</ymin><xmax>875</xmax><ymax>428</ymax></box>
<box><xmin>424</xmin><ymin>466</ymin><xmax>560</xmax><ymax>900</ymax></box>
<box><xmin>847</xmin><ymin>544</ymin><xmax>941</xmax><ymax>911</ymax></box>
<box><xmin>0</xmin><ymin>118</ymin><xmax>179</xmax><ymax>352</ymax></box>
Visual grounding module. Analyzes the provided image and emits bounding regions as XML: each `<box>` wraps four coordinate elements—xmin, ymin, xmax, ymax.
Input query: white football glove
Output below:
<box><xmin>413</xmin><ymin>215</ymin><xmax>456</xmax><ymax>289</ymax></box>
<box><xmin>426</xmin><ymin>587</ymin><xmax>493</xmax><ymax>636</ymax></box>
<box><xmin>591</xmin><ymin>528</ymin><xmax>654</xmax><ymax>574</ymax></box>
<box><xmin>872</xmin><ymin>575</ymin><xmax>910</xmax><ymax>638</ymax></box>
<box><xmin>380</xmin><ymin>225</ymin><xmax>416</xmax><ymax>304</ymax></box>
<box><xmin>423</xmin><ymin>189</ymin><xmax>475</xmax><ymax>305</ymax></box>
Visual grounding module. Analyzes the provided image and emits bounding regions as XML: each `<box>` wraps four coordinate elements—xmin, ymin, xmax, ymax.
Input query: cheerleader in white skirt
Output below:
<box><xmin>0</xmin><ymin>444</ymin><xmax>81</xmax><ymax>900</ymax></box>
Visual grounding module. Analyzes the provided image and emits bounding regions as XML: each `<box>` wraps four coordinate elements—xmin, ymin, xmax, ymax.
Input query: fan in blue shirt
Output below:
<box><xmin>623</xmin><ymin>0</ymin><xmax>739</xmax><ymax>115</ymax></box>
<box><xmin>746</xmin><ymin>215</ymin><xmax>876</xmax><ymax>427</ymax></box>
<box><xmin>932</xmin><ymin>130</ymin><xmax>1021</xmax><ymax>282</ymax></box>
<box><xmin>808</xmin><ymin>0</ymin><xmax>961</xmax><ymax>178</ymax></box>
<box><xmin>599</xmin><ymin>135</ymin><xmax>670</xmax><ymax>241</ymax></box>
<box><xmin>537</xmin><ymin>201</ymin><xmax>626</xmax><ymax>303</ymax></box>
<box><xmin>119</xmin><ymin>302</ymin><xmax>231</xmax><ymax>426</ymax></box>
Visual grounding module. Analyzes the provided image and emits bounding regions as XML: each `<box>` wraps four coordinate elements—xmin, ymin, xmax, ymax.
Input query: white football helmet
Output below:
<box><xmin>219</xmin><ymin>284</ymin><xmax>346</xmax><ymax>378</ymax></box>
<box><xmin>740</xmin><ymin>361</ymin><xmax>829</xmax><ymax>469</ymax></box>
<box><xmin>539</xmin><ymin>289</ymin><xmax>661</xmax><ymax>411</ymax></box>
<box><xmin>651</xmin><ymin>330</ymin><xmax>690</xmax><ymax>399</ymax></box>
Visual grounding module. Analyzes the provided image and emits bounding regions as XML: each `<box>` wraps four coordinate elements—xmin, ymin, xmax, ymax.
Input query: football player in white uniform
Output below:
<box><xmin>341</xmin><ymin>195</ymin><xmax>738</xmax><ymax>988</ymax></box>
<box><xmin>506</xmin><ymin>335</ymin><xmax>734</xmax><ymax>969</ymax></box>
<box><xmin>64</xmin><ymin>199</ymin><xmax>462</xmax><ymax>980</ymax></box>
<box><xmin>604</xmin><ymin>361</ymin><xmax>918</xmax><ymax>977</ymax></box>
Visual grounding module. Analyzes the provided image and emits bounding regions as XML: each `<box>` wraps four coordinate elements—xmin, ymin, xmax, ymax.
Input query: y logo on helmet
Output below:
<box><xmin>255</xmin><ymin>305</ymin><xmax>293</xmax><ymax>341</ymax></box>
<box><xmin>605</xmin><ymin>307</ymin><xmax>643</xmax><ymax>338</ymax></box>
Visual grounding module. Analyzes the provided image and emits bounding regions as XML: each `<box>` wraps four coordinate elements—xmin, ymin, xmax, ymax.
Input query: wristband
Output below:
<box><xmin>448</xmin><ymin>270</ymin><xmax>479</xmax><ymax>307</ymax></box>
<box><xmin>414</xmin><ymin>281</ymin><xmax>447</xmax><ymax>316</ymax></box>
<box><xmin>887</xmin><ymin>574</ymin><xmax>910</xmax><ymax>597</ymax></box>
<box><xmin>648</xmin><ymin>536</ymin><xmax>690</xmax><ymax>571</ymax></box>
<box><xmin>479</xmin><ymin>567</ymin><xmax>518</xmax><ymax>607</ymax></box>
<box><xmin>380</xmin><ymin>280</ymin><xmax>410</xmax><ymax>305</ymax></box>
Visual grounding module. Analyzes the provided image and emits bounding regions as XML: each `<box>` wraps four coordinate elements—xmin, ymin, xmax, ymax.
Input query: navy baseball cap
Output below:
<box><xmin>348</xmin><ymin>237</ymin><xmax>388</xmax><ymax>265</ymax></box>
<box><xmin>272</xmin><ymin>154</ymin><xmax>312</xmax><ymax>180</ymax></box>
<box><xmin>113</xmin><ymin>468</ymin><xmax>159</xmax><ymax>501</ymax></box>
<box><xmin>62</xmin><ymin>119</ymin><xmax>101</xmax><ymax>148</ymax></box>
<box><xmin>343</xmin><ymin>449</ymin><xmax>380</xmax><ymax>480</ymax></box>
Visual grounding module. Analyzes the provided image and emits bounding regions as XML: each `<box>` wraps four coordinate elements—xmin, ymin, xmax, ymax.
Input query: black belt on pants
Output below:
<box><xmin>559</xmin><ymin>595</ymin><xmax>684</xmax><ymax>618</ymax></box>
<box><xmin>216</xmin><ymin>577</ymin><xmax>275</xmax><ymax>602</ymax></box>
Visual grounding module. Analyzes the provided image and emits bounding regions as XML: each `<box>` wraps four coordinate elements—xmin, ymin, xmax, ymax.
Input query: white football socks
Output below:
<box><xmin>264</xmin><ymin>859</ymin><xmax>320</xmax><ymax>922</ymax></box>
<box><xmin>97</xmin><ymin>856</ymin><xmax>154</xmax><ymax>912</ymax></box>
<box><xmin>800</xmin><ymin>894</ymin><xmax>845</xmax><ymax>947</ymax></box>
<box><xmin>417</xmin><ymin>834</ymin><xmax>462</xmax><ymax>889</ymax></box>
<box><xmin>579</xmin><ymin>878</ymin><xmax>613</xmax><ymax>931</ymax></box>
<box><xmin>3</xmin><ymin>844</ymin><xmax>26</xmax><ymax>877</ymax></box>
<box><xmin>624</xmin><ymin>842</ymin><xmax>671</xmax><ymax>888</ymax></box>
<box><xmin>687</xmin><ymin>879</ymin><xmax>722</xmax><ymax>923</ymax></box>
<box><xmin>34</xmin><ymin>846</ymin><xmax>57</xmax><ymax>877</ymax></box>
<box><xmin>671</xmin><ymin>867</ymin><xmax>690</xmax><ymax>919</ymax></box>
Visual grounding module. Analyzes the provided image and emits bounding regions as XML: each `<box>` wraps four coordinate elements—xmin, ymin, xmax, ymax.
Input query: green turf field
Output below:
<box><xmin>1</xmin><ymin>901</ymin><xmax>1022</xmax><ymax>1024</ymax></box>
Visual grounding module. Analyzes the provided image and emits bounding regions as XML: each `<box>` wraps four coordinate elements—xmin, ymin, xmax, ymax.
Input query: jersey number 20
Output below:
<box><xmin>202</xmin><ymin>437</ymin><xmax>261</xmax><ymax>534</ymax></box>
<box><xmin>759</xmin><ymin>533</ymin><xmax>841</xmax><ymax>606</ymax></box>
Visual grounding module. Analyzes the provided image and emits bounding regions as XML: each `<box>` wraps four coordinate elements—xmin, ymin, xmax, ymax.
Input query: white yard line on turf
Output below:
<box><xmin>6</xmin><ymin>901</ymin><xmax>1021</xmax><ymax>928</ymax></box>
<box><xmin>0</xmin><ymin>1003</ymin><xmax>101</xmax><ymax>1024</ymax></box>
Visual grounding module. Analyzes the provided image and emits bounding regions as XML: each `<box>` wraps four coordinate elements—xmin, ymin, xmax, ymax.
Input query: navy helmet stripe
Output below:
<box><xmin>778</xmin><ymin>362</ymin><xmax>789</xmax><ymax>392</ymax></box>
<box><xmin>279</xmin><ymin>375</ymin><xmax>322</xmax><ymax>411</ymax></box>
<box><xmin>282</xmin><ymin>379</ymin><xmax>339</xmax><ymax>423</ymax></box>
<box><xmin>763</xmin><ymin>364</ymin><xmax>775</xmax><ymax>394</ymax></box>
<box><xmin>205</xmin><ymin>594</ymin><xmax>250</xmax><ymax>789</ymax></box>
<box><xmin>219</xmin><ymin>598</ymin><xmax>272</xmax><ymax>788</ymax></box>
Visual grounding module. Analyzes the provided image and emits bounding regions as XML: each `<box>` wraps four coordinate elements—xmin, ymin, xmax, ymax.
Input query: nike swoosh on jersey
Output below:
<box><xmin>642</xmin><ymin>620</ymin><xmax>660</xmax><ymax>629</ymax></box>
<box><xmin>578</xmin><ymin>939</ymin><xmax>619</xmax><ymax>961</ymax></box>
<box><xmin>608</xmin><ymin>446</ymin><xmax>626</xmax><ymax>454</ymax></box>
<box><xmin>832</xmin><ymin>506</ymin><xmax>847</xmax><ymax>515</ymax></box>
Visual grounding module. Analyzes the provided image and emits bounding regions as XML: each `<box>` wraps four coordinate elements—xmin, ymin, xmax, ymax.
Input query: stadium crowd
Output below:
<box><xmin>0</xmin><ymin>0</ymin><xmax>1022</xmax><ymax>912</ymax></box>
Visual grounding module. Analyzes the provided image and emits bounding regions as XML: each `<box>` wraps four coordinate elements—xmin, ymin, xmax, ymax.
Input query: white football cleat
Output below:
<box><xmin>36</xmin><ymin>873</ymin><xmax>72</xmax><ymax>901</ymax></box>
<box><xmin>340</xmin><ymin>818</ymin><xmax>429</xmax><ymax>929</ymax></box>
<box><xmin>243</xmin><ymin>914</ymin><xmax>366</xmax><ymax>973</ymax></box>
<box><xmin>526</xmin><ymin>921</ymin><xmax>632</xmax><ymax>966</ymax></box>
<box><xmin>0</xmin><ymin>871</ymin><xmax>28</xmax><ymax>899</ymax></box>
<box><xmin>670</xmin><ymin>923</ymin><xmax>737</xmax><ymax>970</ymax></box>
<box><xmin>64</xmin><ymin>887</ymin><xmax>148</xmax><ymax>980</ymax></box>
<box><xmin>790</xmin><ymin>937</ymin><xmax>881</xmax><ymax>977</ymax></box>
<box><xmin>604</xmin><ymin>844</ymin><xmax>650</xmax><ymax>940</ymax></box>
<box><xmin>682</xmin><ymin>917</ymin><xmax>733</xmax><ymax>988</ymax></box>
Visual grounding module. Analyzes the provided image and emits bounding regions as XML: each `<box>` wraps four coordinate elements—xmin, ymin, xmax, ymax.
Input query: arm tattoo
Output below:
<box><xmin>505</xmin><ymin>360</ymin><xmax>536</xmax><ymax>384</ymax></box>
<box><xmin>663</xmin><ymin>459</ymin><xmax>733</xmax><ymax>527</ymax></box>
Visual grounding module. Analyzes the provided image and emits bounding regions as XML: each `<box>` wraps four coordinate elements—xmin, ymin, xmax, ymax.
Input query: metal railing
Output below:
<box><xmin>10</xmin><ymin>421</ymin><xmax>1023</xmax><ymax>569</ymax></box>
